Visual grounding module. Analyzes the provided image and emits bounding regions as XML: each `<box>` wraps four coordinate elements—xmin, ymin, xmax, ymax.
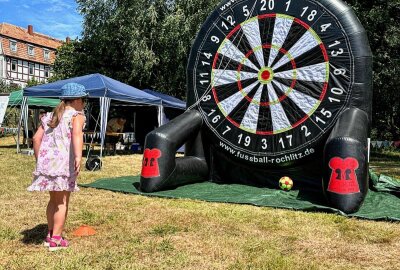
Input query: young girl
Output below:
<box><xmin>28</xmin><ymin>83</ymin><xmax>87</xmax><ymax>251</ymax></box>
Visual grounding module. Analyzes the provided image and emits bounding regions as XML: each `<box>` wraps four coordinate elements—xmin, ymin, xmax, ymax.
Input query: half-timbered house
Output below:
<box><xmin>0</xmin><ymin>23</ymin><xmax>63</xmax><ymax>88</ymax></box>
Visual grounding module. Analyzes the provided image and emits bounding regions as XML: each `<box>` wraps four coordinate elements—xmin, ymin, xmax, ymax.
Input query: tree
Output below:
<box><xmin>50</xmin><ymin>40</ymin><xmax>90</xmax><ymax>82</ymax></box>
<box><xmin>54</xmin><ymin>0</ymin><xmax>220</xmax><ymax>98</ymax></box>
<box><xmin>346</xmin><ymin>0</ymin><xmax>400</xmax><ymax>139</ymax></box>
<box><xmin>52</xmin><ymin>0</ymin><xmax>399</xmax><ymax>138</ymax></box>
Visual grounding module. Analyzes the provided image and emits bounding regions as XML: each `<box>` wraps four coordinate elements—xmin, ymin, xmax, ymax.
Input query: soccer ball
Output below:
<box><xmin>279</xmin><ymin>176</ymin><xmax>293</xmax><ymax>191</ymax></box>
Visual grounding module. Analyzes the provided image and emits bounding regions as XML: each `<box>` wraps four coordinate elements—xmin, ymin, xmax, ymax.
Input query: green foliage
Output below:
<box><xmin>346</xmin><ymin>0</ymin><xmax>400</xmax><ymax>139</ymax></box>
<box><xmin>50</xmin><ymin>40</ymin><xmax>85</xmax><ymax>82</ymax></box>
<box><xmin>0</xmin><ymin>80</ymin><xmax>21</xmax><ymax>94</ymax></box>
<box><xmin>0</xmin><ymin>81</ymin><xmax>21</xmax><ymax>128</ymax></box>
<box><xmin>51</xmin><ymin>0</ymin><xmax>399</xmax><ymax>138</ymax></box>
<box><xmin>26</xmin><ymin>77</ymin><xmax>41</xmax><ymax>87</ymax></box>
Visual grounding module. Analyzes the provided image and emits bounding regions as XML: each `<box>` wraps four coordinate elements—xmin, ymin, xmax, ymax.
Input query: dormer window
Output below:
<box><xmin>44</xmin><ymin>49</ymin><xmax>50</xmax><ymax>60</ymax></box>
<box><xmin>28</xmin><ymin>45</ymin><xmax>35</xmax><ymax>56</ymax></box>
<box><xmin>10</xmin><ymin>40</ymin><xmax>17</xmax><ymax>52</ymax></box>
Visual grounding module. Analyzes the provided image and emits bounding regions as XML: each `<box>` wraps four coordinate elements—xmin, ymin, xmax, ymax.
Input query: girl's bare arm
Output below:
<box><xmin>71</xmin><ymin>114</ymin><xmax>85</xmax><ymax>174</ymax></box>
<box><xmin>33</xmin><ymin>126</ymin><xmax>44</xmax><ymax>161</ymax></box>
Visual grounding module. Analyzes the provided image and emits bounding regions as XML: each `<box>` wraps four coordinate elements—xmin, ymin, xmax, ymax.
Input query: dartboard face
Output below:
<box><xmin>188</xmin><ymin>0</ymin><xmax>353</xmax><ymax>165</ymax></box>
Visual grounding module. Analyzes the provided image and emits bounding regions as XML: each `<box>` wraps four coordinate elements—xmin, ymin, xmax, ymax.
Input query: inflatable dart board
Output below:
<box><xmin>140</xmin><ymin>0</ymin><xmax>372</xmax><ymax>214</ymax></box>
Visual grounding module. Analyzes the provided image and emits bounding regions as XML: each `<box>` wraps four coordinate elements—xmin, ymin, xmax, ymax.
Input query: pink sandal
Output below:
<box><xmin>43</xmin><ymin>235</ymin><xmax>51</xmax><ymax>247</ymax></box>
<box><xmin>48</xmin><ymin>237</ymin><xmax>69</xmax><ymax>251</ymax></box>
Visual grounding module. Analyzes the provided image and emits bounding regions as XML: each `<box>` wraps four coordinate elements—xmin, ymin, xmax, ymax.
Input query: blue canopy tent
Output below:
<box><xmin>143</xmin><ymin>89</ymin><xmax>186</xmax><ymax>126</ymax></box>
<box><xmin>20</xmin><ymin>74</ymin><xmax>166</xmax><ymax>158</ymax></box>
<box><xmin>143</xmin><ymin>89</ymin><xmax>186</xmax><ymax>109</ymax></box>
<box><xmin>24</xmin><ymin>74</ymin><xmax>161</xmax><ymax>103</ymax></box>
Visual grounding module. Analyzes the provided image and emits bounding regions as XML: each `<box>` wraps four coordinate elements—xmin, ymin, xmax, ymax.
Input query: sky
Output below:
<box><xmin>0</xmin><ymin>0</ymin><xmax>83</xmax><ymax>40</ymax></box>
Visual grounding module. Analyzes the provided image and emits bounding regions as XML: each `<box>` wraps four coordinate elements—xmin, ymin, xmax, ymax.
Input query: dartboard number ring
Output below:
<box><xmin>190</xmin><ymin>0</ymin><xmax>353</xmax><ymax>162</ymax></box>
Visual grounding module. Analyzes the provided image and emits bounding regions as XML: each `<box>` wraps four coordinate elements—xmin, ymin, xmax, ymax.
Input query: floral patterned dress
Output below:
<box><xmin>28</xmin><ymin>109</ymin><xmax>85</xmax><ymax>192</ymax></box>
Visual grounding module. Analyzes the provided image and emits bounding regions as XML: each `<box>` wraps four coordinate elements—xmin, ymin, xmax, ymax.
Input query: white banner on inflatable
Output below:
<box><xmin>0</xmin><ymin>95</ymin><xmax>10</xmax><ymax>127</ymax></box>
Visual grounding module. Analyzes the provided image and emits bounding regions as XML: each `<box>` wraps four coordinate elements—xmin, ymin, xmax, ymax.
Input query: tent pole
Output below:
<box><xmin>99</xmin><ymin>97</ymin><xmax>111</xmax><ymax>160</ymax></box>
<box><xmin>158</xmin><ymin>105</ymin><xmax>163</xmax><ymax>127</ymax></box>
<box><xmin>134</xmin><ymin>112</ymin><xmax>136</xmax><ymax>134</ymax></box>
<box><xmin>24</xmin><ymin>104</ymin><xmax>29</xmax><ymax>149</ymax></box>
<box><xmin>99</xmin><ymin>98</ymin><xmax>104</xmax><ymax>159</ymax></box>
<box><xmin>17</xmin><ymin>97</ymin><xmax>28</xmax><ymax>153</ymax></box>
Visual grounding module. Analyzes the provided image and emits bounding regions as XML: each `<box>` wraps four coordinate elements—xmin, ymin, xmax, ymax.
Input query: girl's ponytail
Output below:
<box><xmin>48</xmin><ymin>100</ymin><xmax>66</xmax><ymax>128</ymax></box>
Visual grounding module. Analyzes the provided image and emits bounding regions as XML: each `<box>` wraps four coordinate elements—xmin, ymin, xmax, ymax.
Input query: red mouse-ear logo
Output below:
<box><xmin>327</xmin><ymin>157</ymin><xmax>360</xmax><ymax>195</ymax></box>
<box><xmin>141</xmin><ymin>148</ymin><xmax>162</xmax><ymax>178</ymax></box>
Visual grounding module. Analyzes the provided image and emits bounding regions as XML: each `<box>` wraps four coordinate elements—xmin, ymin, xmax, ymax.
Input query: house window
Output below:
<box><xmin>28</xmin><ymin>45</ymin><xmax>35</xmax><ymax>56</ymax></box>
<box><xmin>11</xmin><ymin>60</ymin><xmax>17</xmax><ymax>71</ymax></box>
<box><xmin>44</xmin><ymin>67</ymin><xmax>50</xmax><ymax>78</ymax></box>
<box><xmin>44</xmin><ymin>50</ymin><xmax>50</xmax><ymax>60</ymax></box>
<box><xmin>10</xmin><ymin>40</ymin><xmax>17</xmax><ymax>52</ymax></box>
<box><xmin>29</xmin><ymin>64</ymin><xmax>34</xmax><ymax>75</ymax></box>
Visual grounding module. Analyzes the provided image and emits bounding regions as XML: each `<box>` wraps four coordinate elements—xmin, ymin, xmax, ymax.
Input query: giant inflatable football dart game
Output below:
<box><xmin>140</xmin><ymin>0</ymin><xmax>372</xmax><ymax>214</ymax></box>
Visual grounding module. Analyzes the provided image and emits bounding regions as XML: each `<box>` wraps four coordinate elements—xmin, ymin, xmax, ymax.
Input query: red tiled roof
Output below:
<box><xmin>0</xmin><ymin>23</ymin><xmax>63</xmax><ymax>48</ymax></box>
<box><xmin>0</xmin><ymin>23</ymin><xmax>63</xmax><ymax>65</ymax></box>
<box><xmin>1</xmin><ymin>39</ymin><xmax>56</xmax><ymax>64</ymax></box>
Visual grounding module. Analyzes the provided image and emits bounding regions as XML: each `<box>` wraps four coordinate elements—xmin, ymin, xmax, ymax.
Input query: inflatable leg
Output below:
<box><xmin>323</xmin><ymin>108</ymin><xmax>369</xmax><ymax>213</ymax></box>
<box><xmin>140</xmin><ymin>110</ymin><xmax>208</xmax><ymax>192</ymax></box>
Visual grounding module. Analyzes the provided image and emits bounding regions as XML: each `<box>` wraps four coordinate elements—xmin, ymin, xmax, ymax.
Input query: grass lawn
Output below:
<box><xmin>0</xmin><ymin>136</ymin><xmax>399</xmax><ymax>270</ymax></box>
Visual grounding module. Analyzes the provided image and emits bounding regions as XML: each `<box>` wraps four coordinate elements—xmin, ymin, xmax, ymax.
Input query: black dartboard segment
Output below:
<box><xmin>188</xmin><ymin>0</ymin><xmax>354</xmax><ymax>164</ymax></box>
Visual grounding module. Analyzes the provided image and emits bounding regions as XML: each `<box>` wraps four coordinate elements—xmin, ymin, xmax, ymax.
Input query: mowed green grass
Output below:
<box><xmin>0</xmin><ymin>136</ymin><xmax>399</xmax><ymax>270</ymax></box>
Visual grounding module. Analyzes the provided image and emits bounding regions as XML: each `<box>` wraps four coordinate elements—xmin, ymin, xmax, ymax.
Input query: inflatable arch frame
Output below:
<box><xmin>140</xmin><ymin>0</ymin><xmax>372</xmax><ymax>214</ymax></box>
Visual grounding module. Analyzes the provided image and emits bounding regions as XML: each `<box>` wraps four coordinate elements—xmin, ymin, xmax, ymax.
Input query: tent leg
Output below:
<box><xmin>16</xmin><ymin>97</ymin><xmax>28</xmax><ymax>153</ymax></box>
<box><xmin>158</xmin><ymin>105</ymin><xmax>166</xmax><ymax>127</ymax></box>
<box><xmin>99</xmin><ymin>97</ymin><xmax>111</xmax><ymax>163</ymax></box>
<box><xmin>24</xmin><ymin>105</ymin><xmax>29</xmax><ymax>149</ymax></box>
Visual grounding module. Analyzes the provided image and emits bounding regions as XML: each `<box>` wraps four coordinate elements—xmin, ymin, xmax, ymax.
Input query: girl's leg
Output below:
<box><xmin>51</xmin><ymin>191</ymin><xmax>71</xmax><ymax>236</ymax></box>
<box><xmin>44</xmin><ymin>193</ymin><xmax>56</xmax><ymax>246</ymax></box>
<box><xmin>47</xmin><ymin>192</ymin><xmax>56</xmax><ymax>231</ymax></box>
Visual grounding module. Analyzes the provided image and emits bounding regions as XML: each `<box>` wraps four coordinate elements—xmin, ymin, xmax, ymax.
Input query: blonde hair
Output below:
<box><xmin>48</xmin><ymin>100</ymin><xmax>66</xmax><ymax>128</ymax></box>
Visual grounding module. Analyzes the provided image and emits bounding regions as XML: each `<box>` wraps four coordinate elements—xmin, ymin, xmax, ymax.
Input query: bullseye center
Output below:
<box><xmin>258</xmin><ymin>67</ymin><xmax>274</xmax><ymax>84</ymax></box>
<box><xmin>261</xmin><ymin>70</ymin><xmax>271</xmax><ymax>80</ymax></box>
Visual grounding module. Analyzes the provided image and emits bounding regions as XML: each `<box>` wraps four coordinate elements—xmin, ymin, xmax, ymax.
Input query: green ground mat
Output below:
<box><xmin>80</xmin><ymin>171</ymin><xmax>400</xmax><ymax>221</ymax></box>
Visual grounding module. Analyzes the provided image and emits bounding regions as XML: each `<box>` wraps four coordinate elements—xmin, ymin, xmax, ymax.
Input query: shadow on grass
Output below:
<box><xmin>0</xmin><ymin>144</ymin><xmax>18</xmax><ymax>149</ymax></box>
<box><xmin>21</xmin><ymin>224</ymin><xmax>47</xmax><ymax>245</ymax></box>
<box><xmin>82</xmin><ymin>149</ymin><xmax>142</xmax><ymax>157</ymax></box>
<box><xmin>296</xmin><ymin>189</ymin><xmax>327</xmax><ymax>205</ymax></box>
